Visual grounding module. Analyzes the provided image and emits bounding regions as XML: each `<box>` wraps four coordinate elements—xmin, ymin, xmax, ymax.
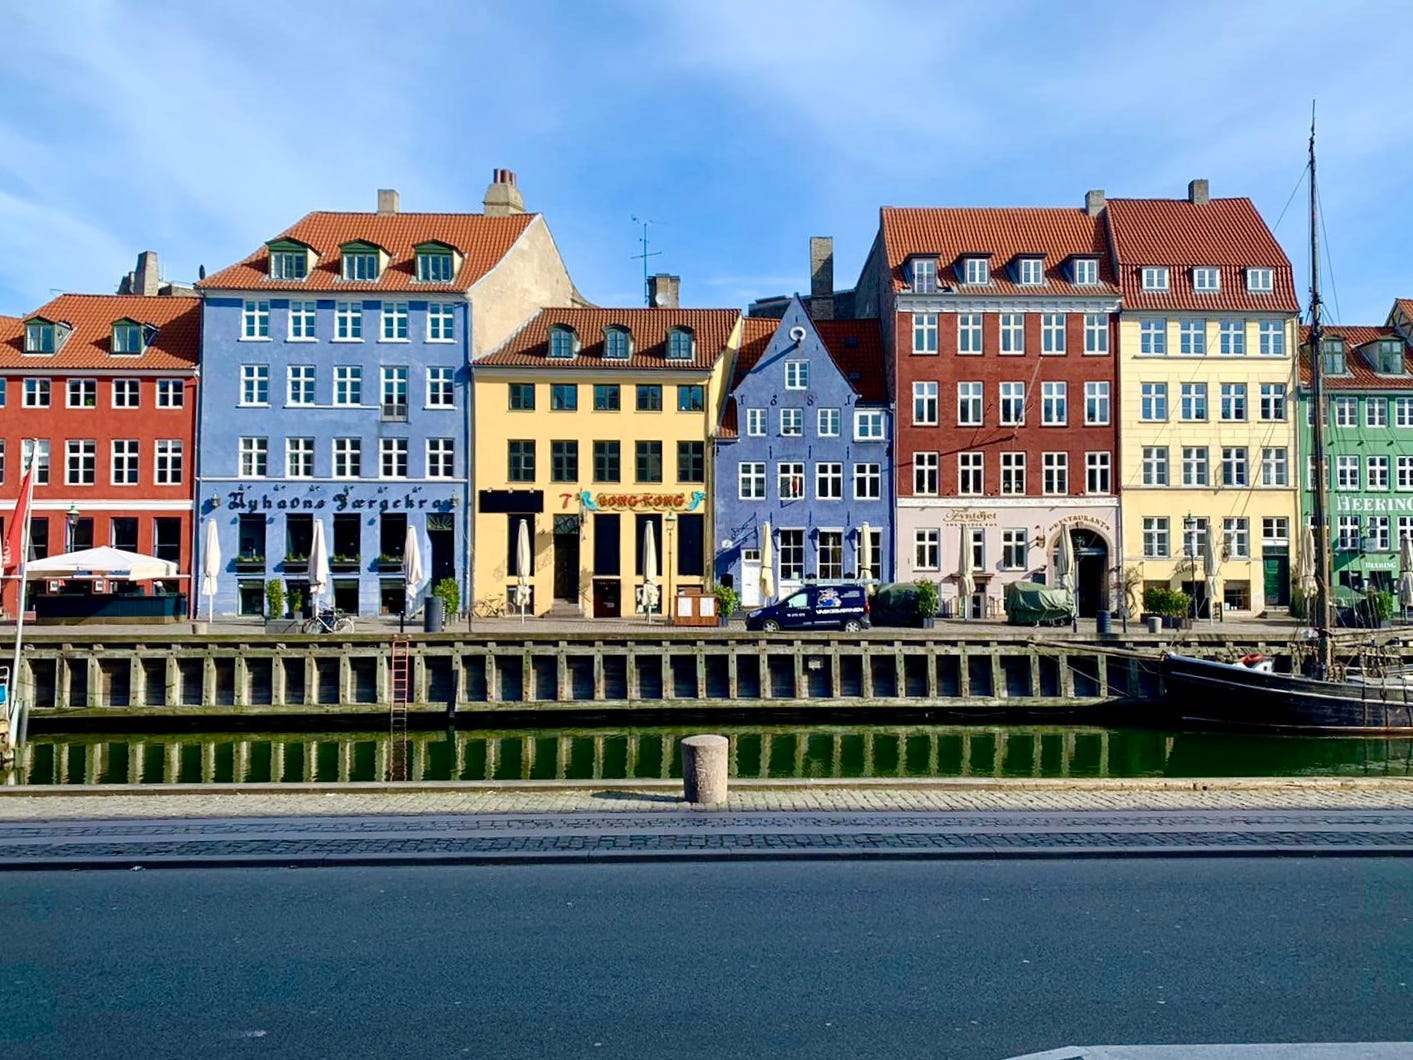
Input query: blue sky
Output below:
<box><xmin>2</xmin><ymin>0</ymin><xmax>1410</xmax><ymax>323</ymax></box>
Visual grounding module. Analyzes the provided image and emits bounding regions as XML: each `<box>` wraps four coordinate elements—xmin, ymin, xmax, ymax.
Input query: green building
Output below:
<box><xmin>1299</xmin><ymin>304</ymin><xmax>1413</xmax><ymax>594</ymax></box>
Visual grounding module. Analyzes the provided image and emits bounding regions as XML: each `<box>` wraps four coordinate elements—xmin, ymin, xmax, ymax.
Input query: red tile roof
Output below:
<box><xmin>198</xmin><ymin>211</ymin><xmax>537</xmax><ymax>292</ymax></box>
<box><xmin>1392</xmin><ymin>299</ymin><xmax>1413</xmax><ymax>324</ymax></box>
<box><xmin>816</xmin><ymin>319</ymin><xmax>888</xmax><ymax>404</ymax></box>
<box><xmin>0</xmin><ymin>294</ymin><xmax>199</xmax><ymax>370</ymax></box>
<box><xmin>720</xmin><ymin>317</ymin><xmax>777</xmax><ymax>436</ymax></box>
<box><xmin>1297</xmin><ymin>324</ymin><xmax>1413</xmax><ymax>389</ymax></box>
<box><xmin>879</xmin><ymin>206</ymin><xmax>1120</xmax><ymax>296</ymax></box>
<box><xmin>479</xmin><ymin>308</ymin><xmax>741</xmax><ymax>370</ymax></box>
<box><xmin>1104</xmin><ymin>197</ymin><xmax>1299</xmax><ymax>312</ymax></box>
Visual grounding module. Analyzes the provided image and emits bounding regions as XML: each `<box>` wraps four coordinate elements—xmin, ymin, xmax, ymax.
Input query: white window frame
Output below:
<box><xmin>112</xmin><ymin>378</ymin><xmax>140</xmax><ymax>409</ymax></box>
<box><xmin>817</xmin><ymin>408</ymin><xmax>840</xmax><ymax>437</ymax></box>
<box><xmin>746</xmin><ymin>408</ymin><xmax>767</xmax><ymax>437</ymax></box>
<box><xmin>334</xmin><ymin>366</ymin><xmax>362</xmax><ymax>407</ymax></box>
<box><xmin>287</xmin><ymin>300</ymin><xmax>317</xmax><ymax>341</ymax></box>
<box><xmin>999</xmin><ymin>313</ymin><xmax>1024</xmax><ymax>355</ymax></box>
<box><xmin>381</xmin><ymin>302</ymin><xmax>409</xmax><ymax>342</ymax></box>
<box><xmin>287</xmin><ymin>365</ymin><xmax>316</xmax><ymax>407</ymax></box>
<box><xmin>1367</xmin><ymin>398</ymin><xmax>1388</xmax><ymax>429</ymax></box>
<box><xmin>241</xmin><ymin>300</ymin><xmax>270</xmax><ymax>341</ymax></box>
<box><xmin>1139</xmin><ymin>319</ymin><xmax>1167</xmax><ymax>356</ymax></box>
<box><xmin>1017</xmin><ymin>258</ymin><xmax>1044</xmax><ymax>285</ymax></box>
<box><xmin>913</xmin><ymin>452</ymin><xmax>939</xmax><ymax>496</ymax></box>
<box><xmin>1368</xmin><ymin>455</ymin><xmax>1390</xmax><ymax>491</ymax></box>
<box><xmin>912</xmin><ymin>313</ymin><xmax>938</xmax><ymax>355</ymax></box>
<box><xmin>1083</xmin><ymin>314</ymin><xmax>1108</xmax><ymax>354</ymax></box>
<box><xmin>66</xmin><ymin>378</ymin><xmax>97</xmax><ymax>409</ymax></box>
<box><xmin>815</xmin><ymin>462</ymin><xmax>843</xmax><ymax>501</ymax></box>
<box><xmin>1178</xmin><ymin>318</ymin><xmax>1206</xmax><ymax>356</ymax></box>
<box><xmin>1142</xmin><ymin>446</ymin><xmax>1169</xmax><ymax>487</ymax></box>
<box><xmin>854</xmin><ymin>410</ymin><xmax>885</xmax><ymax>440</ymax></box>
<box><xmin>332</xmin><ymin>438</ymin><xmax>362</xmax><ymax>479</ymax></box>
<box><xmin>1261</xmin><ymin>447</ymin><xmax>1289</xmax><ymax>487</ymax></box>
<box><xmin>110</xmin><ymin>439</ymin><xmax>139</xmax><ymax>486</ymax></box>
<box><xmin>427</xmin><ymin>438</ymin><xmax>456</xmax><ymax>479</ymax></box>
<box><xmin>778</xmin><ymin>462</ymin><xmax>805</xmax><ymax>501</ymax></box>
<box><xmin>1220</xmin><ymin>383</ymin><xmax>1247</xmax><ymax>422</ymax></box>
<box><xmin>1246</xmin><ymin>267</ymin><xmax>1274</xmax><ymax>293</ymax></box>
<box><xmin>239</xmin><ymin>437</ymin><xmax>268</xmax><ymax>478</ymax></box>
<box><xmin>957</xmin><ymin>452</ymin><xmax>983</xmax><ymax>495</ymax></box>
<box><xmin>914</xmin><ymin>529</ymin><xmax>941</xmax><ymax>571</ymax></box>
<box><xmin>1000</xmin><ymin>451</ymin><xmax>1025</xmax><ymax>495</ymax></box>
<box><xmin>66</xmin><ymin>439</ymin><xmax>96</xmax><ymax>486</ymax></box>
<box><xmin>1040</xmin><ymin>381</ymin><xmax>1067</xmax><ymax>426</ymax></box>
<box><xmin>154</xmin><ymin>440</ymin><xmax>182</xmax><ymax>486</ymax></box>
<box><xmin>426</xmin><ymin>303</ymin><xmax>455</xmax><ymax>342</ymax></box>
<box><xmin>1041</xmin><ymin>452</ymin><xmax>1068</xmax><ymax>495</ymax></box>
<box><xmin>1084</xmin><ymin>381</ymin><xmax>1110</xmax><ymax>425</ymax></box>
<box><xmin>1140</xmin><ymin>382</ymin><xmax>1167</xmax><ymax>421</ymax></box>
<box><xmin>380</xmin><ymin>437</ymin><xmax>409</xmax><ymax>479</ymax></box>
<box><xmin>426</xmin><ymin>366</ymin><xmax>455</xmax><ymax>409</ymax></box>
<box><xmin>1085</xmin><ymin>451</ymin><xmax>1111</xmax><ymax>494</ymax></box>
<box><xmin>779</xmin><ymin>407</ymin><xmax>803</xmax><ymax>437</ymax></box>
<box><xmin>853</xmin><ymin>462</ymin><xmax>881</xmax><ymax>500</ymax></box>
<box><xmin>957</xmin><ymin>313</ymin><xmax>983</xmax><ymax>354</ymax></box>
<box><xmin>1258</xmin><ymin>320</ymin><xmax>1286</xmax><ymax>356</ymax></box>
<box><xmin>1193</xmin><ymin>266</ymin><xmax>1221</xmax><ymax>292</ymax></box>
<box><xmin>1218</xmin><ymin>320</ymin><xmax>1246</xmax><ymax>356</ymax></box>
<box><xmin>334</xmin><ymin>301</ymin><xmax>363</xmax><ymax>341</ymax></box>
<box><xmin>1041</xmin><ymin>314</ymin><xmax>1066</xmax><ymax>354</ymax></box>
<box><xmin>914</xmin><ymin>381</ymin><xmax>939</xmax><ymax>426</ymax></box>
<box><xmin>156</xmin><ymin>380</ymin><xmax>183</xmax><ymax>408</ymax></box>
<box><xmin>286</xmin><ymin>437</ymin><xmax>315</xmax><ymax>479</ymax></box>
<box><xmin>956</xmin><ymin>381</ymin><xmax>982</xmax><ymax>426</ymax></box>
<box><xmin>784</xmin><ymin>360</ymin><xmax>809</xmax><ymax>390</ymax></box>
<box><xmin>1141</xmin><ymin>266</ymin><xmax>1169</xmax><ymax>291</ymax></box>
<box><xmin>963</xmin><ymin>257</ymin><xmax>990</xmax><ymax>285</ymax></box>
<box><xmin>1072</xmin><ymin>258</ymin><xmax>1098</xmax><ymax>285</ymax></box>
<box><xmin>1180</xmin><ymin>382</ymin><xmax>1207</xmax><ymax>422</ymax></box>
<box><xmin>739</xmin><ymin>462</ymin><xmax>766</xmax><ymax>500</ymax></box>
<box><xmin>999</xmin><ymin>381</ymin><xmax>1025</xmax><ymax>426</ymax></box>
<box><xmin>1182</xmin><ymin>446</ymin><xmax>1209</xmax><ymax>487</ymax></box>
<box><xmin>240</xmin><ymin>365</ymin><xmax>269</xmax><ymax>407</ymax></box>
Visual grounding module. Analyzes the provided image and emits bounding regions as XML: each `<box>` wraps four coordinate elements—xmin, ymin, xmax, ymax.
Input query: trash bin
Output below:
<box><xmin>1096</xmin><ymin>609</ymin><xmax>1111</xmax><ymax>636</ymax></box>
<box><xmin>423</xmin><ymin>595</ymin><xmax>444</xmax><ymax>633</ymax></box>
<box><xmin>1145</xmin><ymin>615</ymin><xmax>1162</xmax><ymax>634</ymax></box>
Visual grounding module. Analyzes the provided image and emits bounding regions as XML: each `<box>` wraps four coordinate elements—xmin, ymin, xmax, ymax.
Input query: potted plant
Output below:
<box><xmin>264</xmin><ymin>578</ymin><xmax>285</xmax><ymax>620</ymax></box>
<box><xmin>235</xmin><ymin>550</ymin><xmax>265</xmax><ymax>572</ymax></box>
<box><xmin>330</xmin><ymin>552</ymin><xmax>360</xmax><ymax>571</ymax></box>
<box><xmin>288</xmin><ymin>588</ymin><xmax>306</xmax><ymax>619</ymax></box>
<box><xmin>711</xmin><ymin>583</ymin><xmax>739</xmax><ymax>627</ymax></box>
<box><xmin>913</xmin><ymin>579</ymin><xmax>941</xmax><ymax>629</ymax></box>
<box><xmin>1372</xmin><ymin>589</ymin><xmax>1396</xmax><ymax>628</ymax></box>
<box><xmin>1143</xmin><ymin>586</ymin><xmax>1192</xmax><ymax>630</ymax></box>
<box><xmin>284</xmin><ymin>552</ymin><xmax>309</xmax><ymax>570</ymax></box>
<box><xmin>433</xmin><ymin>577</ymin><xmax>460</xmax><ymax>620</ymax></box>
<box><xmin>377</xmin><ymin>552</ymin><xmax>404</xmax><ymax>572</ymax></box>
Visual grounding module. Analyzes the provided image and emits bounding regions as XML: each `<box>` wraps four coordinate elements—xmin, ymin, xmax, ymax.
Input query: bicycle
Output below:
<box><xmin>303</xmin><ymin>608</ymin><xmax>355</xmax><ymax>634</ymax></box>
<box><xmin>471</xmin><ymin>595</ymin><xmax>505</xmax><ymax>619</ymax></box>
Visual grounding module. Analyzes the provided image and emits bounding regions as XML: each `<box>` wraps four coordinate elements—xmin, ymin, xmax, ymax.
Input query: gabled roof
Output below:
<box><xmin>480</xmin><ymin>308</ymin><xmax>740</xmax><ymax>370</ymax></box>
<box><xmin>1297</xmin><ymin>324</ymin><xmax>1413</xmax><ymax>390</ymax></box>
<box><xmin>879</xmin><ymin>206</ymin><xmax>1119</xmax><ymax>296</ymax></box>
<box><xmin>198</xmin><ymin>211</ymin><xmax>537</xmax><ymax>292</ymax></box>
<box><xmin>816</xmin><ymin>319</ymin><xmax>888</xmax><ymax>404</ymax></box>
<box><xmin>1105</xmin><ymin>197</ymin><xmax>1298</xmax><ymax>312</ymax></box>
<box><xmin>1392</xmin><ymin>299</ymin><xmax>1413</xmax><ymax>324</ymax></box>
<box><xmin>0</xmin><ymin>294</ymin><xmax>199</xmax><ymax>369</ymax></box>
<box><xmin>720</xmin><ymin>317</ymin><xmax>778</xmax><ymax>437</ymax></box>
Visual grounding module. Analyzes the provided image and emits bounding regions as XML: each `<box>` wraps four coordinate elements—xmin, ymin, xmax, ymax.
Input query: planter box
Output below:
<box><xmin>330</xmin><ymin>560</ymin><xmax>361</xmax><ymax>572</ymax></box>
<box><xmin>234</xmin><ymin>559</ymin><xmax>265</xmax><ymax>572</ymax></box>
<box><xmin>376</xmin><ymin>560</ymin><xmax>404</xmax><ymax>573</ymax></box>
<box><xmin>264</xmin><ymin>618</ymin><xmax>304</xmax><ymax>634</ymax></box>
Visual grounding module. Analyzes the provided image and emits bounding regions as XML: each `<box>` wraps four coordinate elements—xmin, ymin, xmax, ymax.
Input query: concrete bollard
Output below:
<box><xmin>681</xmin><ymin>734</ymin><xmax>729</xmax><ymax>804</ymax></box>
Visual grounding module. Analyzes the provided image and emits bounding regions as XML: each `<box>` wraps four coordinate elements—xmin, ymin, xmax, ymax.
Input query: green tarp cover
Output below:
<box><xmin>1004</xmin><ymin>580</ymin><xmax>1075</xmax><ymax>625</ymax></box>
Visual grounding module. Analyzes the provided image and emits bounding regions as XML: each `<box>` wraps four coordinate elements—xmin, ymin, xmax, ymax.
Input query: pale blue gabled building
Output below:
<box><xmin>714</xmin><ymin>297</ymin><xmax>892</xmax><ymax>605</ymax></box>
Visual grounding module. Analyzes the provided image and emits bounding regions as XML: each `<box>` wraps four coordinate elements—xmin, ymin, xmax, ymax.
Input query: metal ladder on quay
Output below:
<box><xmin>387</xmin><ymin>635</ymin><xmax>411</xmax><ymax>781</ymax></box>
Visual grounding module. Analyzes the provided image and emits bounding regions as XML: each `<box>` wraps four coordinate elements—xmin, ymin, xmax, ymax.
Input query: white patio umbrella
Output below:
<box><xmin>402</xmin><ymin>521</ymin><xmax>425</xmax><ymax>620</ymax></box>
<box><xmin>1400</xmin><ymin>536</ymin><xmax>1413</xmax><ymax>621</ymax></box>
<box><xmin>1202</xmin><ymin>529</ymin><xmax>1221</xmax><ymax>626</ymax></box>
<box><xmin>1296</xmin><ymin>524</ymin><xmax>1318</xmax><ymax>600</ymax></box>
<box><xmin>200</xmin><ymin>518</ymin><xmax>221</xmax><ymax>623</ymax></box>
<box><xmin>759</xmin><ymin>521</ymin><xmax>775</xmax><ymax>602</ymax></box>
<box><xmin>25</xmin><ymin>546</ymin><xmax>178</xmax><ymax>581</ymax></box>
<box><xmin>957</xmin><ymin>526</ymin><xmax>975</xmax><ymax>620</ymax></box>
<box><xmin>858</xmin><ymin>522</ymin><xmax>872</xmax><ymax>583</ymax></box>
<box><xmin>308</xmin><ymin>520</ymin><xmax>330</xmax><ymax>617</ymax></box>
<box><xmin>514</xmin><ymin>519</ymin><xmax>532</xmax><ymax>622</ymax></box>
<box><xmin>1055</xmin><ymin>529</ymin><xmax>1076</xmax><ymax>595</ymax></box>
<box><xmin>641</xmin><ymin>521</ymin><xmax>660</xmax><ymax>620</ymax></box>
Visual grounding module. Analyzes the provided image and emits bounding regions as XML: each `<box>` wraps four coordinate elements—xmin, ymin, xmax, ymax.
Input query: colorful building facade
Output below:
<box><xmin>1107</xmin><ymin>183</ymin><xmax>1300</xmax><ymax>616</ymax></box>
<box><xmin>195</xmin><ymin>174</ymin><xmax>576</xmax><ymax>616</ymax></box>
<box><xmin>472</xmin><ymin>305</ymin><xmax>742</xmax><ymax>617</ymax></box>
<box><xmin>714</xmin><ymin>297</ymin><xmax>891</xmax><ymax>605</ymax></box>
<box><xmin>1298</xmin><ymin>314</ymin><xmax>1413</xmax><ymax>593</ymax></box>
<box><xmin>853</xmin><ymin>204</ymin><xmax>1122</xmax><ymax>617</ymax></box>
<box><xmin>0</xmin><ymin>291</ymin><xmax>199</xmax><ymax>614</ymax></box>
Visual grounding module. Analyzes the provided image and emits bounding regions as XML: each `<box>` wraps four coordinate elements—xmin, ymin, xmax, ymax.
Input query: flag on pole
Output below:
<box><xmin>2</xmin><ymin>448</ymin><xmax>35</xmax><ymax>573</ymax></box>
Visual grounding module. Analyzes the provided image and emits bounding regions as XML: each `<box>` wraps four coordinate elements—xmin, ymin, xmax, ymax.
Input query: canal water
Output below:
<box><xmin>14</xmin><ymin>724</ymin><xmax>1413</xmax><ymax>785</ymax></box>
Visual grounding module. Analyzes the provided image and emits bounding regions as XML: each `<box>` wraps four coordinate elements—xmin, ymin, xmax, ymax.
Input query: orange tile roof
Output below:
<box><xmin>1105</xmin><ymin>197</ymin><xmax>1299</xmax><ymax>312</ymax></box>
<box><xmin>1392</xmin><ymin>299</ymin><xmax>1413</xmax><ymax>323</ymax></box>
<box><xmin>198</xmin><ymin>211</ymin><xmax>537</xmax><ymax>292</ymax></box>
<box><xmin>879</xmin><ymin>206</ymin><xmax>1119</xmax><ymax>296</ymax></box>
<box><xmin>720</xmin><ymin>317</ymin><xmax>777</xmax><ymax>436</ymax></box>
<box><xmin>480</xmin><ymin>307</ymin><xmax>741</xmax><ymax>371</ymax></box>
<box><xmin>1298</xmin><ymin>324</ymin><xmax>1413</xmax><ymax>389</ymax></box>
<box><xmin>0</xmin><ymin>294</ymin><xmax>199</xmax><ymax>370</ymax></box>
<box><xmin>816</xmin><ymin>319</ymin><xmax>888</xmax><ymax>404</ymax></box>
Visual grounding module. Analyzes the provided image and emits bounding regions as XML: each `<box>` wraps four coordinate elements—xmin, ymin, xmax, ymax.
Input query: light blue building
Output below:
<box><xmin>714</xmin><ymin>297</ymin><xmax>892</xmax><ymax>606</ymax></box>
<box><xmin>194</xmin><ymin>174</ymin><xmax>577</xmax><ymax>616</ymax></box>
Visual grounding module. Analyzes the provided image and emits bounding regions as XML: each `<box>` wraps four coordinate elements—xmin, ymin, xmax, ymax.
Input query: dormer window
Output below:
<box><xmin>909</xmin><ymin>258</ymin><xmax>938</xmax><ymax>294</ymax></box>
<box><xmin>414</xmin><ymin>241</ymin><xmax>459</xmax><ymax>283</ymax></box>
<box><xmin>1374</xmin><ymin>339</ymin><xmax>1405</xmax><ymax>375</ymax></box>
<box><xmin>340</xmin><ymin>241</ymin><xmax>384</xmax><ymax>282</ymax></box>
<box><xmin>111</xmin><ymin>320</ymin><xmax>147</xmax><ymax>355</ymax></box>
<box><xmin>23</xmin><ymin>319</ymin><xmax>67</xmax><ymax>354</ymax></box>
<box><xmin>1321</xmin><ymin>337</ymin><xmax>1347</xmax><ymax>376</ymax></box>
<box><xmin>1016</xmin><ymin>257</ymin><xmax>1044</xmax><ymax>286</ymax></box>
<box><xmin>961</xmin><ymin>257</ymin><xmax>990</xmax><ymax>286</ymax></box>
<box><xmin>1071</xmin><ymin>257</ymin><xmax>1099</xmax><ymax>285</ymax></box>
<box><xmin>1193</xmin><ymin>267</ymin><xmax>1221</xmax><ymax>292</ymax></box>
<box><xmin>603</xmin><ymin>326</ymin><xmax>632</xmax><ymax>360</ymax></box>
<box><xmin>666</xmin><ymin>327</ymin><xmax>694</xmax><ymax>361</ymax></box>
<box><xmin>266</xmin><ymin>239</ymin><xmax>313</xmax><ymax>281</ymax></box>
<box><xmin>1141</xmin><ymin>267</ymin><xmax>1169</xmax><ymax>291</ymax></box>
<box><xmin>548</xmin><ymin>325</ymin><xmax>579</xmax><ymax>360</ymax></box>
<box><xmin>1246</xmin><ymin>267</ymin><xmax>1274</xmax><ymax>293</ymax></box>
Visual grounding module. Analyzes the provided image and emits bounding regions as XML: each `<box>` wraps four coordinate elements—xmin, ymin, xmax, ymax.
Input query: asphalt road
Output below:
<box><xmin>4</xmin><ymin>858</ymin><xmax>1412</xmax><ymax>1059</ymax></box>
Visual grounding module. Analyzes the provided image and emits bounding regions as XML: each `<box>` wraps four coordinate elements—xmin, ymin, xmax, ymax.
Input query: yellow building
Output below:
<box><xmin>1106</xmin><ymin>185</ymin><xmax>1300</xmax><ymax>615</ymax></box>
<box><xmin>472</xmin><ymin>303</ymin><xmax>746</xmax><ymax>617</ymax></box>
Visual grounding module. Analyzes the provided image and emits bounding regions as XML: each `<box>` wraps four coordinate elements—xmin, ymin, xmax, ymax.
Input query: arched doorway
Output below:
<box><xmin>1070</xmin><ymin>529</ymin><xmax>1109</xmax><ymax>617</ymax></box>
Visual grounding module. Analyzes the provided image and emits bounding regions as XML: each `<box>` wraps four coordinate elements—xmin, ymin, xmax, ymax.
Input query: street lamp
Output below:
<box><xmin>664</xmin><ymin>511</ymin><xmax>678</xmax><ymax>616</ymax></box>
<box><xmin>66</xmin><ymin>503</ymin><xmax>81</xmax><ymax>553</ymax></box>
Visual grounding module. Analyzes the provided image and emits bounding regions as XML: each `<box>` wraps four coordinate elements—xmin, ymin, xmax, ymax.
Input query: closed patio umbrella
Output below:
<box><xmin>858</xmin><ymin>522</ymin><xmax>872</xmax><ymax>583</ymax></box>
<box><xmin>641</xmin><ymin>521</ymin><xmax>660</xmax><ymax>620</ymax></box>
<box><xmin>515</xmin><ymin>519</ymin><xmax>532</xmax><ymax>621</ymax></box>
<box><xmin>759</xmin><ymin>521</ymin><xmax>775</xmax><ymax>602</ymax></box>
<box><xmin>1296</xmin><ymin>524</ymin><xmax>1318</xmax><ymax>601</ymax></box>
<box><xmin>402</xmin><ymin>522</ymin><xmax>425</xmax><ymax>621</ymax></box>
<box><xmin>1056</xmin><ymin>528</ymin><xmax>1076</xmax><ymax>596</ymax></box>
<box><xmin>1400</xmin><ymin>536</ymin><xmax>1413</xmax><ymax>620</ymax></box>
<box><xmin>1202</xmin><ymin>529</ymin><xmax>1221</xmax><ymax>626</ymax></box>
<box><xmin>308</xmin><ymin>520</ymin><xmax>330</xmax><ymax>617</ymax></box>
<box><xmin>957</xmin><ymin>526</ymin><xmax>975</xmax><ymax>620</ymax></box>
<box><xmin>200</xmin><ymin>518</ymin><xmax>221</xmax><ymax>623</ymax></box>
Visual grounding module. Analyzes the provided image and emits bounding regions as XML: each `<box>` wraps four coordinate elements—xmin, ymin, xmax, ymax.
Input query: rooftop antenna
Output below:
<box><xmin>630</xmin><ymin>217</ymin><xmax>661</xmax><ymax>307</ymax></box>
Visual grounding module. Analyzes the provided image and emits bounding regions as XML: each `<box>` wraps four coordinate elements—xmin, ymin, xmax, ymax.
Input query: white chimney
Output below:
<box><xmin>377</xmin><ymin>189</ymin><xmax>399</xmax><ymax>215</ymax></box>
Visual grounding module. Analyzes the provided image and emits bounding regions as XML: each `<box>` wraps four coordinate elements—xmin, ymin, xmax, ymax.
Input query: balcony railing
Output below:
<box><xmin>381</xmin><ymin>402</ymin><xmax>408</xmax><ymax>422</ymax></box>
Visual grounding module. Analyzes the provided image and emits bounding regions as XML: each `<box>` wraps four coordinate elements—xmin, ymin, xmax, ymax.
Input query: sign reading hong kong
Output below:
<box><xmin>1334</xmin><ymin>495</ymin><xmax>1413</xmax><ymax>514</ymax></box>
<box><xmin>221</xmin><ymin>488</ymin><xmax>455</xmax><ymax>513</ymax></box>
<box><xmin>561</xmin><ymin>490</ymin><xmax>707</xmax><ymax>512</ymax></box>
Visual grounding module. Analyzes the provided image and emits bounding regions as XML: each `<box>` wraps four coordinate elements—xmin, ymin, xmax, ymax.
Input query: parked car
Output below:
<box><xmin>745</xmin><ymin>584</ymin><xmax>871</xmax><ymax>632</ymax></box>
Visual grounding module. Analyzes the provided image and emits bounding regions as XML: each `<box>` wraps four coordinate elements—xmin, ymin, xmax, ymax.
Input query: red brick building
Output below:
<box><xmin>853</xmin><ymin>201</ymin><xmax>1122</xmax><ymax>616</ymax></box>
<box><xmin>0</xmin><ymin>292</ymin><xmax>199</xmax><ymax>614</ymax></box>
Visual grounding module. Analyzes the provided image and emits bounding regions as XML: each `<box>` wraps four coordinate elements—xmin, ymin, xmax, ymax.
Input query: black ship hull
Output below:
<box><xmin>1163</xmin><ymin>652</ymin><xmax>1413</xmax><ymax>733</ymax></box>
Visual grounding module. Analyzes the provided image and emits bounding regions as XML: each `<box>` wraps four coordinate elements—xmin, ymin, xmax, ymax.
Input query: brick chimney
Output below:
<box><xmin>1188</xmin><ymin>179</ymin><xmax>1210</xmax><ymax>205</ymax></box>
<box><xmin>483</xmin><ymin>168</ymin><xmax>526</xmax><ymax>217</ymax></box>
<box><xmin>647</xmin><ymin>274</ymin><xmax>680</xmax><ymax>309</ymax></box>
<box><xmin>377</xmin><ymin>189</ymin><xmax>399</xmax><ymax>215</ymax></box>
<box><xmin>1085</xmin><ymin>189</ymin><xmax>1106</xmax><ymax>217</ymax></box>
<box><xmin>118</xmin><ymin>251</ymin><xmax>161</xmax><ymax>296</ymax></box>
<box><xmin>809</xmin><ymin>237</ymin><xmax>835</xmax><ymax>321</ymax></box>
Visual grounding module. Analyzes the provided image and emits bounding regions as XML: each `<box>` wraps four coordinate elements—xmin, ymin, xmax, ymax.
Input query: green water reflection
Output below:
<box><xmin>16</xmin><ymin>724</ymin><xmax>1413</xmax><ymax>785</ymax></box>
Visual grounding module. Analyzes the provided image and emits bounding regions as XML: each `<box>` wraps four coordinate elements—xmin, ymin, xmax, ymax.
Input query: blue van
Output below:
<box><xmin>745</xmin><ymin>584</ymin><xmax>871</xmax><ymax>633</ymax></box>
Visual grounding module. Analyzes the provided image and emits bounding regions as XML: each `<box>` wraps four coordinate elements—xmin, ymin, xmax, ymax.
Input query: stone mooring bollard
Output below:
<box><xmin>681</xmin><ymin>734</ymin><xmax>729</xmax><ymax>804</ymax></box>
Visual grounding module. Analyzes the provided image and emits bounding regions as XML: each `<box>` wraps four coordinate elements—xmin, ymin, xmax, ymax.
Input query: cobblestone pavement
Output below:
<box><xmin>0</xmin><ymin>807</ymin><xmax>1411</xmax><ymax>867</ymax></box>
<box><xmin>2</xmin><ymin>780</ymin><xmax>1413</xmax><ymax>821</ymax></box>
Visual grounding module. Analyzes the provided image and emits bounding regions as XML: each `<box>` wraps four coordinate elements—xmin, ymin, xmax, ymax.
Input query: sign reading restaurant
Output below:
<box><xmin>1334</xmin><ymin>495</ymin><xmax>1413</xmax><ymax>514</ymax></box>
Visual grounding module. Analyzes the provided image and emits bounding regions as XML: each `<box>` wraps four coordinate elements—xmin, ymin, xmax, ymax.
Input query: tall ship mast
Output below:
<box><xmin>1306</xmin><ymin>110</ymin><xmax>1335</xmax><ymax>677</ymax></box>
